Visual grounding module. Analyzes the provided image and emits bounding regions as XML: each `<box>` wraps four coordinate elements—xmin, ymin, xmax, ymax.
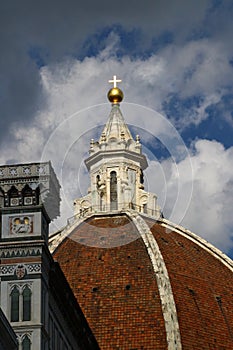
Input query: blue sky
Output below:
<box><xmin>0</xmin><ymin>0</ymin><xmax>233</xmax><ymax>257</ymax></box>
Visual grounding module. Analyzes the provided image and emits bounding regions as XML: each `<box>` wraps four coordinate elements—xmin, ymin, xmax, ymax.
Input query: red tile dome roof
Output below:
<box><xmin>52</xmin><ymin>212</ymin><xmax>233</xmax><ymax>349</ymax></box>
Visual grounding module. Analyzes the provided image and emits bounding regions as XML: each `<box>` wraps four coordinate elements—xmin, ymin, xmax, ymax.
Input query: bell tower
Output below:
<box><xmin>74</xmin><ymin>76</ymin><xmax>161</xmax><ymax>218</ymax></box>
<box><xmin>0</xmin><ymin>162</ymin><xmax>60</xmax><ymax>349</ymax></box>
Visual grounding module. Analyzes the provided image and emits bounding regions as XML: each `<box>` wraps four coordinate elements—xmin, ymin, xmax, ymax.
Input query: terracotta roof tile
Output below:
<box><xmin>53</xmin><ymin>213</ymin><xmax>233</xmax><ymax>349</ymax></box>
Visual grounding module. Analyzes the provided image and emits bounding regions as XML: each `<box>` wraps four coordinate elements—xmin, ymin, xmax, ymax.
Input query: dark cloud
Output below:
<box><xmin>0</xmin><ymin>0</ymin><xmax>230</xmax><ymax>145</ymax></box>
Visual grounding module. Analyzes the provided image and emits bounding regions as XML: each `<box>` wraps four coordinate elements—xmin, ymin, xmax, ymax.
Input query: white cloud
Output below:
<box><xmin>147</xmin><ymin>139</ymin><xmax>233</xmax><ymax>253</ymax></box>
<box><xmin>1</xmin><ymin>42</ymin><xmax>232</xmax><ymax>254</ymax></box>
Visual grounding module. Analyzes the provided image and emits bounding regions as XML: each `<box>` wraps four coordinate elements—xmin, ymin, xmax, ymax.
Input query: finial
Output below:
<box><xmin>107</xmin><ymin>75</ymin><xmax>124</xmax><ymax>104</ymax></box>
<box><xmin>108</xmin><ymin>75</ymin><xmax>122</xmax><ymax>88</ymax></box>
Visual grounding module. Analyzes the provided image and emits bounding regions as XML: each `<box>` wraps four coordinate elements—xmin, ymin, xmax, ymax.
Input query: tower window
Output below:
<box><xmin>23</xmin><ymin>285</ymin><xmax>32</xmax><ymax>321</ymax></box>
<box><xmin>10</xmin><ymin>286</ymin><xmax>19</xmax><ymax>322</ymax></box>
<box><xmin>110</xmin><ymin>171</ymin><xmax>118</xmax><ymax>210</ymax></box>
<box><xmin>10</xmin><ymin>284</ymin><xmax>32</xmax><ymax>322</ymax></box>
<box><xmin>22</xmin><ymin>335</ymin><xmax>31</xmax><ymax>350</ymax></box>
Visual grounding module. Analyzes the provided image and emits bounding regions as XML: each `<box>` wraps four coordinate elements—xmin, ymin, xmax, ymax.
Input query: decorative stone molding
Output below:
<box><xmin>16</xmin><ymin>331</ymin><xmax>32</xmax><ymax>345</ymax></box>
<box><xmin>0</xmin><ymin>265</ymin><xmax>15</xmax><ymax>275</ymax></box>
<box><xmin>0</xmin><ymin>246</ymin><xmax>42</xmax><ymax>258</ymax></box>
<box><xmin>0</xmin><ymin>162</ymin><xmax>61</xmax><ymax>221</ymax></box>
<box><xmin>128</xmin><ymin>211</ymin><xmax>182</xmax><ymax>350</ymax></box>
<box><xmin>0</xmin><ymin>263</ymin><xmax>41</xmax><ymax>277</ymax></box>
<box><xmin>8</xmin><ymin>281</ymin><xmax>33</xmax><ymax>291</ymax></box>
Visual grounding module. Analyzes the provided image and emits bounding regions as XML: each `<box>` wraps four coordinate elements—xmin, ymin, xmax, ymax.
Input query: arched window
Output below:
<box><xmin>22</xmin><ymin>185</ymin><xmax>33</xmax><ymax>206</ymax></box>
<box><xmin>10</xmin><ymin>284</ymin><xmax>32</xmax><ymax>322</ymax></box>
<box><xmin>22</xmin><ymin>185</ymin><xmax>32</xmax><ymax>197</ymax></box>
<box><xmin>8</xmin><ymin>186</ymin><xmax>19</xmax><ymax>207</ymax></box>
<box><xmin>10</xmin><ymin>286</ymin><xmax>19</xmax><ymax>322</ymax></box>
<box><xmin>22</xmin><ymin>335</ymin><xmax>31</xmax><ymax>350</ymax></box>
<box><xmin>110</xmin><ymin>171</ymin><xmax>118</xmax><ymax>210</ymax></box>
<box><xmin>23</xmin><ymin>285</ymin><xmax>31</xmax><ymax>321</ymax></box>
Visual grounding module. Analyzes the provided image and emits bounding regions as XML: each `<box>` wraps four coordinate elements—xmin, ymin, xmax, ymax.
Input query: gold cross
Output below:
<box><xmin>108</xmin><ymin>75</ymin><xmax>122</xmax><ymax>88</ymax></box>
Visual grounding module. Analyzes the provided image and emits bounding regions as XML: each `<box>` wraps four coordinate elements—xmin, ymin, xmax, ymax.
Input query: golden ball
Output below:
<box><xmin>107</xmin><ymin>87</ymin><xmax>124</xmax><ymax>104</ymax></box>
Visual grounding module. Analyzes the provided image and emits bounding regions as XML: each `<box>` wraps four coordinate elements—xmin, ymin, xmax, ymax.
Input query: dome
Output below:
<box><xmin>51</xmin><ymin>212</ymin><xmax>233</xmax><ymax>349</ymax></box>
<box><xmin>49</xmin><ymin>77</ymin><xmax>233</xmax><ymax>349</ymax></box>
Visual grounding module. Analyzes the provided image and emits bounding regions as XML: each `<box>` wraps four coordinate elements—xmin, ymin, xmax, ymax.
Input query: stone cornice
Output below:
<box><xmin>128</xmin><ymin>211</ymin><xmax>182</xmax><ymax>350</ymax></box>
<box><xmin>0</xmin><ymin>240</ymin><xmax>44</xmax><ymax>258</ymax></box>
<box><xmin>85</xmin><ymin>148</ymin><xmax>148</xmax><ymax>171</ymax></box>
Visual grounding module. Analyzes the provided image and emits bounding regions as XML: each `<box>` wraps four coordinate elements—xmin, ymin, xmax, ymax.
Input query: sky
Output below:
<box><xmin>1</xmin><ymin>0</ymin><xmax>233</xmax><ymax>257</ymax></box>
